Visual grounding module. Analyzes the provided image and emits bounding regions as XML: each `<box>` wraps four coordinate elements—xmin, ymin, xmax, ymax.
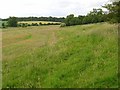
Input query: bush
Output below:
<box><xmin>47</xmin><ymin>23</ymin><xmax>51</xmax><ymax>25</ymax></box>
<box><xmin>28</xmin><ymin>24</ymin><xmax>31</xmax><ymax>26</ymax></box>
<box><xmin>18</xmin><ymin>23</ymin><xmax>22</xmax><ymax>27</ymax></box>
<box><xmin>54</xmin><ymin>23</ymin><xmax>60</xmax><ymax>25</ymax></box>
<box><xmin>32</xmin><ymin>23</ymin><xmax>38</xmax><ymax>26</ymax></box>
<box><xmin>2</xmin><ymin>23</ymin><xmax>6</xmax><ymax>28</ymax></box>
<box><xmin>43</xmin><ymin>23</ymin><xmax>47</xmax><ymax>25</ymax></box>
<box><xmin>21</xmin><ymin>23</ymin><xmax>27</xmax><ymax>27</ymax></box>
<box><xmin>39</xmin><ymin>22</ymin><xmax>42</xmax><ymax>25</ymax></box>
<box><xmin>60</xmin><ymin>23</ymin><xmax>66</xmax><ymax>27</ymax></box>
<box><xmin>8</xmin><ymin>17</ymin><xmax>18</xmax><ymax>27</ymax></box>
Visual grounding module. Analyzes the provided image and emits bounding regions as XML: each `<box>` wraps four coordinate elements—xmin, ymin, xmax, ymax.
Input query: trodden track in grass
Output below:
<box><xmin>2</xmin><ymin>23</ymin><xmax>118</xmax><ymax>88</ymax></box>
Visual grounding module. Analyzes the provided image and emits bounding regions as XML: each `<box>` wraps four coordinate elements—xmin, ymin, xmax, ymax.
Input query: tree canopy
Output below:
<box><xmin>102</xmin><ymin>1</ymin><xmax>120</xmax><ymax>23</ymax></box>
<box><xmin>8</xmin><ymin>17</ymin><xmax>18</xmax><ymax>27</ymax></box>
<box><xmin>64</xmin><ymin>8</ymin><xmax>106</xmax><ymax>26</ymax></box>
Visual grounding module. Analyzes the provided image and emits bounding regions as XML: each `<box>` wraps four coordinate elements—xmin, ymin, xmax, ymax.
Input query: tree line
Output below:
<box><xmin>62</xmin><ymin>1</ymin><xmax>120</xmax><ymax>26</ymax></box>
<box><xmin>64</xmin><ymin>8</ymin><xmax>106</xmax><ymax>26</ymax></box>
<box><xmin>1</xmin><ymin>1</ymin><xmax>119</xmax><ymax>28</ymax></box>
<box><xmin>2</xmin><ymin>16</ymin><xmax>65</xmax><ymax>22</ymax></box>
<box><xmin>1</xmin><ymin>16</ymin><xmax>62</xmax><ymax>28</ymax></box>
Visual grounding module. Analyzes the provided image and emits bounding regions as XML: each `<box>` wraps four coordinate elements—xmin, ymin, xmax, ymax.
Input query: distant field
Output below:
<box><xmin>18</xmin><ymin>21</ymin><xmax>61</xmax><ymax>24</ymax></box>
<box><xmin>2</xmin><ymin>23</ymin><xmax>118</xmax><ymax>88</ymax></box>
<box><xmin>0</xmin><ymin>21</ymin><xmax>60</xmax><ymax>27</ymax></box>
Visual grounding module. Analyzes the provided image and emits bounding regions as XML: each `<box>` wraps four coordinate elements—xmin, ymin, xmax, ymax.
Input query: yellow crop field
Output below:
<box><xmin>18</xmin><ymin>21</ymin><xmax>61</xmax><ymax>24</ymax></box>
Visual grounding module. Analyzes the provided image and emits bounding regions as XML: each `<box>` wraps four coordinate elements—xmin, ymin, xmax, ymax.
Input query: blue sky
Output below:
<box><xmin>0</xmin><ymin>0</ymin><xmax>110</xmax><ymax>18</ymax></box>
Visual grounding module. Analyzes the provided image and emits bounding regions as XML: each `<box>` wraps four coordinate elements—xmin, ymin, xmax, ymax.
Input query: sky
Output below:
<box><xmin>0</xmin><ymin>0</ymin><xmax>110</xmax><ymax>19</ymax></box>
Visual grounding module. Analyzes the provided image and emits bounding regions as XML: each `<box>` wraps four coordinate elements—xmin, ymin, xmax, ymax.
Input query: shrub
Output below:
<box><xmin>39</xmin><ymin>22</ymin><xmax>42</xmax><ymax>25</ymax></box>
<box><xmin>18</xmin><ymin>23</ymin><xmax>22</xmax><ymax>27</ymax></box>
<box><xmin>2</xmin><ymin>23</ymin><xmax>6</xmax><ymax>28</ymax></box>
<box><xmin>8</xmin><ymin>17</ymin><xmax>18</xmax><ymax>27</ymax></box>
<box><xmin>60</xmin><ymin>23</ymin><xmax>66</xmax><ymax>27</ymax></box>
<box><xmin>21</xmin><ymin>23</ymin><xmax>27</xmax><ymax>27</ymax></box>
<box><xmin>28</xmin><ymin>24</ymin><xmax>31</xmax><ymax>26</ymax></box>
<box><xmin>32</xmin><ymin>23</ymin><xmax>38</xmax><ymax>26</ymax></box>
<box><xmin>47</xmin><ymin>23</ymin><xmax>51</xmax><ymax>25</ymax></box>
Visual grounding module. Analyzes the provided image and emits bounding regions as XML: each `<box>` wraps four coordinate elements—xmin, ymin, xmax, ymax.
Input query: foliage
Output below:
<box><xmin>2</xmin><ymin>23</ymin><xmax>6</xmax><ymax>28</ymax></box>
<box><xmin>8</xmin><ymin>17</ymin><xmax>18</xmax><ymax>27</ymax></box>
<box><xmin>31</xmin><ymin>23</ymin><xmax>39</xmax><ymax>26</ymax></box>
<box><xmin>39</xmin><ymin>22</ymin><xmax>42</xmax><ymax>25</ymax></box>
<box><xmin>64</xmin><ymin>9</ymin><xmax>106</xmax><ymax>26</ymax></box>
<box><xmin>17</xmin><ymin>21</ymin><xmax>60</xmax><ymax>27</ymax></box>
<box><xmin>63</xmin><ymin>1</ymin><xmax>120</xmax><ymax>26</ymax></box>
<box><xmin>103</xmin><ymin>1</ymin><xmax>120</xmax><ymax>23</ymax></box>
<box><xmin>2</xmin><ymin>1</ymin><xmax>120</xmax><ymax>28</ymax></box>
<box><xmin>60</xmin><ymin>23</ymin><xmax>66</xmax><ymax>27</ymax></box>
<box><xmin>3</xmin><ymin>16</ymin><xmax>65</xmax><ymax>22</ymax></box>
<box><xmin>0</xmin><ymin>21</ymin><xmax>8</xmax><ymax>28</ymax></box>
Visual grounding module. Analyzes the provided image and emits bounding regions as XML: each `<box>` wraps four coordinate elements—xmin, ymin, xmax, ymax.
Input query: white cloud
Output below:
<box><xmin>0</xmin><ymin>0</ymin><xmax>109</xmax><ymax>18</ymax></box>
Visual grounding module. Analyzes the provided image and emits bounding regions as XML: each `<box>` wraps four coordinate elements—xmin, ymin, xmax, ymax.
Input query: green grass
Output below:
<box><xmin>2</xmin><ymin>23</ymin><xmax>118</xmax><ymax>88</ymax></box>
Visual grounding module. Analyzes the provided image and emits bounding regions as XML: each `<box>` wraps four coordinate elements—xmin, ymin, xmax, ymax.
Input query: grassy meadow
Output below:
<box><xmin>2</xmin><ymin>23</ymin><xmax>118</xmax><ymax>88</ymax></box>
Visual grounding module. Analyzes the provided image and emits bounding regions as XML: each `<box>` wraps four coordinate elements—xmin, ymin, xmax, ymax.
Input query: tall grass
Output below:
<box><xmin>2</xmin><ymin>23</ymin><xmax>118</xmax><ymax>88</ymax></box>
